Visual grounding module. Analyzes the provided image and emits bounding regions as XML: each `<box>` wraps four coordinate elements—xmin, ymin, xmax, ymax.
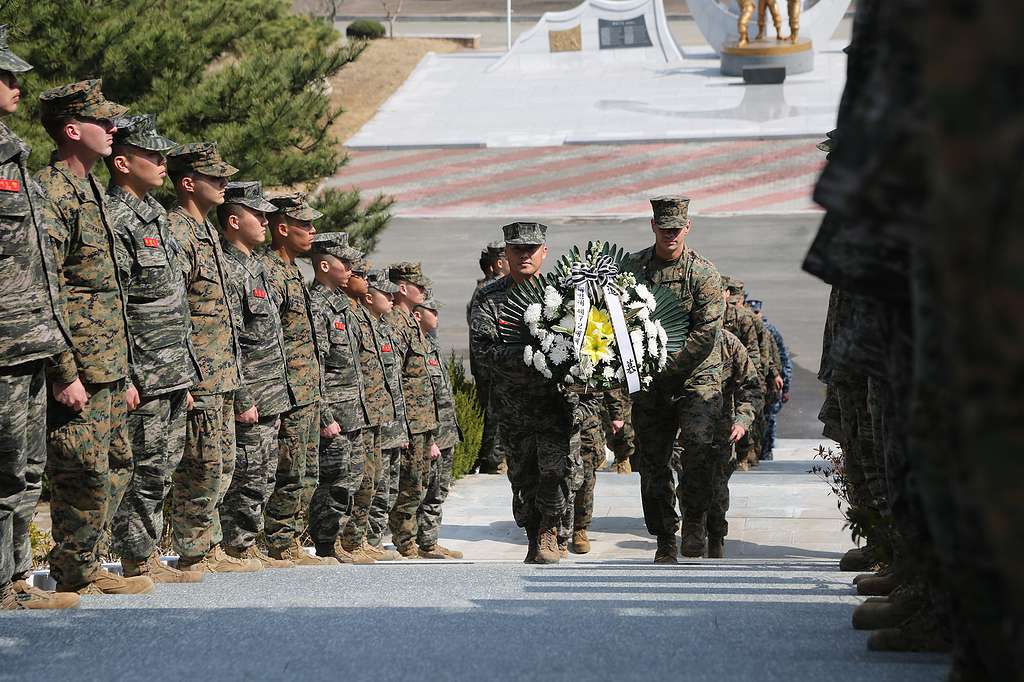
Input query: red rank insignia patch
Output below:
<box><xmin>381</xmin><ymin>344</ymin><xmax>393</xmax><ymax>353</ymax></box>
<box><xmin>335</xmin><ymin>321</ymin><xmax>346</xmax><ymax>330</ymax></box>
<box><xmin>143</xmin><ymin>237</ymin><xmax>159</xmax><ymax>248</ymax></box>
<box><xmin>0</xmin><ymin>178</ymin><xmax>21</xmax><ymax>192</ymax></box>
<box><xmin>428</xmin><ymin>358</ymin><xmax>440</xmax><ymax>366</ymax></box>
<box><xmin>253</xmin><ymin>288</ymin><xmax>267</xmax><ymax>298</ymax></box>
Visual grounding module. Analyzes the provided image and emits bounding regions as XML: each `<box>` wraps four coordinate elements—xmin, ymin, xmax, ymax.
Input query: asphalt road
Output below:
<box><xmin>370</xmin><ymin>214</ymin><xmax>830</xmax><ymax>438</ymax></box>
<box><xmin>0</xmin><ymin>561</ymin><xmax>946</xmax><ymax>682</ymax></box>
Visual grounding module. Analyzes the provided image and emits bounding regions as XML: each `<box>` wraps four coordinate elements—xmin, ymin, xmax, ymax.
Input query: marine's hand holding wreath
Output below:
<box><xmin>499</xmin><ymin>241</ymin><xmax>689</xmax><ymax>393</ymax></box>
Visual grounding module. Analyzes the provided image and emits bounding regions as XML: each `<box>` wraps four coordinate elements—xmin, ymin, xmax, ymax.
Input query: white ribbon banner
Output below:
<box><xmin>605</xmin><ymin>290</ymin><xmax>642</xmax><ymax>394</ymax></box>
<box><xmin>572</xmin><ymin>284</ymin><xmax>591</xmax><ymax>357</ymax></box>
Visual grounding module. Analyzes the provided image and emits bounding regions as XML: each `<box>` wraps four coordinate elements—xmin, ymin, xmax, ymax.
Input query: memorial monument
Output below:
<box><xmin>722</xmin><ymin>0</ymin><xmax>812</xmax><ymax>76</ymax></box>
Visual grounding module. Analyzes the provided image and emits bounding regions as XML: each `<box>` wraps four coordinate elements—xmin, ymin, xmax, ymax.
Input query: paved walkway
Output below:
<box><xmin>331</xmin><ymin>139</ymin><xmax>824</xmax><ymax>217</ymax></box>
<box><xmin>1</xmin><ymin>438</ymin><xmax>949</xmax><ymax>681</ymax></box>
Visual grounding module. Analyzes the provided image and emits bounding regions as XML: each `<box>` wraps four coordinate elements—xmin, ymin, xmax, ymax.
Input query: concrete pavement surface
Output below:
<box><xmin>369</xmin><ymin>214</ymin><xmax>829</xmax><ymax>437</ymax></box>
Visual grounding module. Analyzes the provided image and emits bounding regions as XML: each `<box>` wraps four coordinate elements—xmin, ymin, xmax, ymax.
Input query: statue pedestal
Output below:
<box><xmin>720</xmin><ymin>37</ymin><xmax>813</xmax><ymax>77</ymax></box>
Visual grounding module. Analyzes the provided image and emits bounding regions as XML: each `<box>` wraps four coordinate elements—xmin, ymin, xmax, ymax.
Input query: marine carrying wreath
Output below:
<box><xmin>499</xmin><ymin>241</ymin><xmax>689</xmax><ymax>392</ymax></box>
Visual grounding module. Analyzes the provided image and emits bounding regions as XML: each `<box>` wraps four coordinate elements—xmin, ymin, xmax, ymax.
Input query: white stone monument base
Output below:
<box><xmin>720</xmin><ymin>37</ymin><xmax>814</xmax><ymax>77</ymax></box>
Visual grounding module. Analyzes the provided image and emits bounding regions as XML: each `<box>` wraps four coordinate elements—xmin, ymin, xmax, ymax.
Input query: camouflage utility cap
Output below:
<box><xmin>270</xmin><ymin>192</ymin><xmax>323</xmax><ymax>222</ymax></box>
<box><xmin>388</xmin><ymin>261</ymin><xmax>431</xmax><ymax>288</ymax></box>
<box><xmin>350</xmin><ymin>256</ymin><xmax>369</xmax><ymax>276</ymax></box>
<box><xmin>746</xmin><ymin>298</ymin><xmax>763</xmax><ymax>313</ymax></box>
<box><xmin>112</xmin><ymin>113</ymin><xmax>176</xmax><ymax>152</ymax></box>
<box><xmin>817</xmin><ymin>129</ymin><xmax>837</xmax><ymax>154</ymax></box>
<box><xmin>487</xmin><ymin>240</ymin><xmax>506</xmax><ymax>257</ymax></box>
<box><xmin>417</xmin><ymin>297</ymin><xmax>443</xmax><ymax>312</ymax></box>
<box><xmin>368</xmin><ymin>268</ymin><xmax>399</xmax><ymax>295</ymax></box>
<box><xmin>224</xmin><ymin>180</ymin><xmax>276</xmax><ymax>213</ymax></box>
<box><xmin>39</xmin><ymin>78</ymin><xmax>127</xmax><ymax>121</ymax></box>
<box><xmin>0</xmin><ymin>24</ymin><xmax>32</xmax><ymax>73</ymax></box>
<box><xmin>502</xmin><ymin>221</ymin><xmax>547</xmax><ymax>246</ymax></box>
<box><xmin>650</xmin><ymin>196</ymin><xmax>690</xmax><ymax>229</ymax></box>
<box><xmin>722</xmin><ymin>276</ymin><xmax>745</xmax><ymax>296</ymax></box>
<box><xmin>310</xmin><ymin>232</ymin><xmax>359</xmax><ymax>260</ymax></box>
<box><xmin>166</xmin><ymin>141</ymin><xmax>238</xmax><ymax>177</ymax></box>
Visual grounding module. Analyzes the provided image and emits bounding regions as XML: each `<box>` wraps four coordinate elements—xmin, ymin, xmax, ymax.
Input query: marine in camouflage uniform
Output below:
<box><xmin>603</xmin><ymin>387</ymin><xmax>635</xmax><ymax>473</ymax></box>
<box><xmin>628</xmin><ymin>196</ymin><xmax>724</xmax><ymax>562</ymax></box>
<box><xmin>165</xmin><ymin>142</ymin><xmax>251</xmax><ymax>572</ymax></box>
<box><xmin>705</xmin><ymin>329</ymin><xmax>762</xmax><ymax>558</ymax></box>
<box><xmin>470</xmin><ymin>222</ymin><xmax>580</xmax><ymax>564</ymax></box>
<box><xmin>416</xmin><ymin>298</ymin><xmax>464</xmax><ymax>559</ymax></box>
<box><xmin>340</xmin><ymin>260</ymin><xmax>397</xmax><ymax>558</ymax></box>
<box><xmin>468</xmin><ymin>241</ymin><xmax>508</xmax><ymax>475</ymax></box>
<box><xmin>367</xmin><ymin>270</ymin><xmax>409</xmax><ymax>554</ymax></box>
<box><xmin>722</xmin><ymin>278</ymin><xmax>770</xmax><ymax>466</ymax></box>
<box><xmin>262</xmin><ymin>192</ymin><xmax>332</xmax><ymax>565</ymax></box>
<box><xmin>306</xmin><ymin>234</ymin><xmax>373</xmax><ymax>564</ymax></box>
<box><xmin>104</xmin><ymin>115</ymin><xmax>202</xmax><ymax>583</ymax></box>
<box><xmin>35</xmin><ymin>81</ymin><xmax>150</xmax><ymax>593</ymax></box>
<box><xmin>384</xmin><ymin>262</ymin><xmax>440</xmax><ymax>556</ymax></box>
<box><xmin>215</xmin><ymin>182</ymin><xmax>294</xmax><ymax>569</ymax></box>
<box><xmin>748</xmin><ymin>299</ymin><xmax>791</xmax><ymax>459</ymax></box>
<box><xmin>0</xmin><ymin>32</ymin><xmax>77</xmax><ymax>609</ymax></box>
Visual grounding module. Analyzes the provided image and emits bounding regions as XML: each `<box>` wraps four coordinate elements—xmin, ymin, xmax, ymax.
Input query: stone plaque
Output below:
<box><xmin>548</xmin><ymin>24</ymin><xmax>582</xmax><ymax>53</ymax></box>
<box><xmin>598</xmin><ymin>16</ymin><xmax>652</xmax><ymax>49</ymax></box>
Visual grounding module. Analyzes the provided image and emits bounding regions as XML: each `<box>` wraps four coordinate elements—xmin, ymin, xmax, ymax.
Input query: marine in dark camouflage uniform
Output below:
<box><xmin>384</xmin><ymin>262</ymin><xmax>440</xmax><ymax>557</ymax></box>
<box><xmin>35</xmin><ymin>80</ymin><xmax>152</xmax><ymax>594</ymax></box>
<box><xmin>0</xmin><ymin>32</ymin><xmax>77</xmax><ymax>609</ymax></box>
<box><xmin>104</xmin><ymin>115</ymin><xmax>202</xmax><ymax>583</ymax></box>
<box><xmin>307</xmin><ymin>234</ymin><xmax>373</xmax><ymax>564</ymax></box>
<box><xmin>263</xmin><ymin>192</ymin><xmax>333</xmax><ymax>565</ymax></box>
<box><xmin>415</xmin><ymin>298</ymin><xmax>464</xmax><ymax>559</ymax></box>
<box><xmin>470</xmin><ymin>222</ymin><xmax>580</xmax><ymax>564</ymax></box>
<box><xmin>216</xmin><ymin>181</ymin><xmax>295</xmax><ymax>569</ymax></box>
<box><xmin>165</xmin><ymin>142</ymin><xmax>253</xmax><ymax>573</ymax></box>
<box><xmin>628</xmin><ymin>196</ymin><xmax>724</xmax><ymax>562</ymax></box>
<box><xmin>468</xmin><ymin>241</ymin><xmax>508</xmax><ymax>475</ymax></box>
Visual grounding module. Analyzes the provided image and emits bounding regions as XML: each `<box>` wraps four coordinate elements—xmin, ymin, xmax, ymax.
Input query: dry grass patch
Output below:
<box><xmin>330</xmin><ymin>38</ymin><xmax>461</xmax><ymax>146</ymax></box>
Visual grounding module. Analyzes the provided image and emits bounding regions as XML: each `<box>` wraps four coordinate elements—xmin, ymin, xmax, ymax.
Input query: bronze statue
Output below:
<box><xmin>737</xmin><ymin>0</ymin><xmax>801</xmax><ymax>46</ymax></box>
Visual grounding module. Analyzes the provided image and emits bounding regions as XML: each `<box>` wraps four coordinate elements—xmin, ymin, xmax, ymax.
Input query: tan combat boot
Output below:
<box><xmin>58</xmin><ymin>569</ymin><xmax>155</xmax><ymax>595</ymax></box>
<box><xmin>227</xmin><ymin>544</ymin><xmax>294</xmax><ymax>569</ymax></box>
<box><xmin>417</xmin><ymin>545</ymin><xmax>449</xmax><ymax>560</ymax></box>
<box><xmin>867</xmin><ymin>608</ymin><xmax>952</xmax><ymax>653</ymax></box>
<box><xmin>535</xmin><ymin>526</ymin><xmax>561</xmax><ymax>564</ymax></box>
<box><xmin>435</xmin><ymin>544</ymin><xmax>463</xmax><ymax>559</ymax></box>
<box><xmin>707</xmin><ymin>537</ymin><xmax>725</xmax><ymax>559</ymax></box>
<box><xmin>283</xmin><ymin>539</ymin><xmax>339</xmax><ymax>566</ymax></box>
<box><xmin>123</xmin><ymin>553</ymin><xmax>203</xmax><ymax>583</ymax></box>
<box><xmin>338</xmin><ymin>541</ymin><xmax>376</xmax><ymax>565</ymax></box>
<box><xmin>1</xmin><ymin>581</ymin><xmax>17</xmax><ymax>609</ymax></box>
<box><xmin>205</xmin><ymin>544</ymin><xmax>263</xmax><ymax>573</ymax></box>
<box><xmin>611</xmin><ymin>459</ymin><xmax>632</xmax><ymax>474</ymax></box>
<box><xmin>571</xmin><ymin>529</ymin><xmax>590</xmax><ymax>554</ymax></box>
<box><xmin>680</xmin><ymin>519</ymin><xmax>707</xmax><ymax>558</ymax></box>
<box><xmin>654</xmin><ymin>535</ymin><xmax>678</xmax><ymax>564</ymax></box>
<box><xmin>839</xmin><ymin>546</ymin><xmax>873</xmax><ymax>572</ymax></box>
<box><xmin>11</xmin><ymin>579</ymin><xmax>80</xmax><ymax>609</ymax></box>
<box><xmin>364</xmin><ymin>540</ymin><xmax>402</xmax><ymax>561</ymax></box>
<box><xmin>524</xmin><ymin>527</ymin><xmax>539</xmax><ymax>564</ymax></box>
<box><xmin>857</xmin><ymin>572</ymin><xmax>899</xmax><ymax>597</ymax></box>
<box><xmin>396</xmin><ymin>543</ymin><xmax>419</xmax><ymax>560</ymax></box>
<box><xmin>331</xmin><ymin>540</ymin><xmax>376</xmax><ymax>565</ymax></box>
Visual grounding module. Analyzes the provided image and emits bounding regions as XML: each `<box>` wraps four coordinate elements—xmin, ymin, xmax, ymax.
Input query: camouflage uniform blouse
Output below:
<box><xmin>628</xmin><ymin>245</ymin><xmax>724</xmax><ymax>383</ymax></box>
<box><xmin>35</xmin><ymin>157</ymin><xmax>130</xmax><ymax>385</ymax></box>
<box><xmin>309</xmin><ymin>281</ymin><xmax>367</xmax><ymax>433</ymax></box>
<box><xmin>261</xmin><ymin>249</ymin><xmax>320</xmax><ymax>409</ymax></box>
<box><xmin>0</xmin><ymin>123</ymin><xmax>69</xmax><ymax>368</ymax></box>
<box><xmin>167</xmin><ymin>206</ymin><xmax>242</xmax><ymax>396</ymax></box>
<box><xmin>354</xmin><ymin>305</ymin><xmax>395</xmax><ymax>428</ymax></box>
<box><xmin>426</xmin><ymin>338</ymin><xmax>461</xmax><ymax>450</ymax></box>
<box><xmin>378</xmin><ymin>316</ymin><xmax>409</xmax><ymax>450</ymax></box>
<box><xmin>221</xmin><ymin>240</ymin><xmax>290</xmax><ymax>417</ymax></box>
<box><xmin>384</xmin><ymin>306</ymin><xmax>438</xmax><ymax>436</ymax></box>
<box><xmin>719</xmin><ymin>330</ymin><xmax>763</xmax><ymax>433</ymax></box>
<box><xmin>723</xmin><ymin>301</ymin><xmax>763</xmax><ymax>378</ymax></box>
<box><xmin>107</xmin><ymin>186</ymin><xmax>199</xmax><ymax>399</ymax></box>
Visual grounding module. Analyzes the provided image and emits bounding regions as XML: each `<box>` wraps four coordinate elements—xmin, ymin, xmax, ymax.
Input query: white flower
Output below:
<box><xmin>630</xmin><ymin>329</ymin><xmax>645</xmax><ymax>366</ymax></box>
<box><xmin>548</xmin><ymin>339</ymin><xmax>570</xmax><ymax>366</ymax></box>
<box><xmin>557</xmin><ymin>314</ymin><xmax>575</xmax><ymax>333</ymax></box>
<box><xmin>533</xmin><ymin>351</ymin><xmax>553</xmax><ymax>379</ymax></box>
<box><xmin>524</xmin><ymin>303</ymin><xmax>542</xmax><ymax>325</ymax></box>
<box><xmin>541</xmin><ymin>333</ymin><xmax>555</xmax><ymax>352</ymax></box>
<box><xmin>637</xmin><ymin>305</ymin><xmax>651</xmax><ymax>321</ymax></box>
<box><xmin>602</xmin><ymin>365</ymin><xmax>617</xmax><ymax>380</ymax></box>
<box><xmin>642</xmin><ymin>375</ymin><xmax>653</xmax><ymax>387</ymax></box>
<box><xmin>656</xmin><ymin>321</ymin><xmax>667</xmax><ymax>346</ymax></box>
<box><xmin>564</xmin><ymin>374</ymin><xmax>575</xmax><ymax>384</ymax></box>
<box><xmin>523</xmin><ymin>345</ymin><xmax>534</xmax><ymax>366</ymax></box>
<box><xmin>543</xmin><ymin>286</ymin><xmax>562</xmax><ymax>320</ymax></box>
<box><xmin>616</xmin><ymin>367</ymin><xmax>625</xmax><ymax>380</ymax></box>
<box><xmin>633</xmin><ymin>283</ymin><xmax>651</xmax><ymax>301</ymax></box>
<box><xmin>644</xmin><ymin>319</ymin><xmax>658</xmax><ymax>341</ymax></box>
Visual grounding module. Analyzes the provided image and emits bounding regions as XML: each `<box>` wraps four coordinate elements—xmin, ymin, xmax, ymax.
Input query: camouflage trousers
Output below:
<box><xmin>476</xmin><ymin>378</ymin><xmax>507</xmax><ymax>471</ymax></box>
<box><xmin>737</xmin><ymin>410</ymin><xmax>764</xmax><ymax>463</ymax></box>
<box><xmin>706</xmin><ymin>436</ymin><xmax>737</xmax><ymax>540</ymax></box>
<box><xmin>308</xmin><ymin>426</ymin><xmax>367</xmax><ymax>547</ymax></box>
<box><xmin>633</xmin><ymin>376</ymin><xmax>724</xmax><ymax>537</ymax></box>
<box><xmin>368</xmin><ymin>446</ymin><xmax>401</xmax><ymax>548</ymax></box>
<box><xmin>220</xmin><ymin>414</ymin><xmax>281</xmax><ymax>551</ymax></box>
<box><xmin>572</xmin><ymin>411</ymin><xmax>608</xmax><ymax>532</ymax></box>
<box><xmin>763</xmin><ymin>397</ymin><xmax>784</xmax><ymax>457</ymax></box>
<box><xmin>0</xmin><ymin>361</ymin><xmax>47</xmax><ymax>585</ymax></box>
<box><xmin>47</xmin><ymin>379</ymin><xmax>132</xmax><ymax>586</ymax></box>
<box><xmin>389</xmin><ymin>431</ymin><xmax>432</xmax><ymax>551</ymax></box>
<box><xmin>834</xmin><ymin>375</ymin><xmax>887</xmax><ymax>539</ymax></box>
<box><xmin>417</xmin><ymin>446</ymin><xmax>455</xmax><ymax>549</ymax></box>
<box><xmin>341</xmin><ymin>427</ymin><xmax>382</xmax><ymax>549</ymax></box>
<box><xmin>171</xmin><ymin>391</ymin><xmax>236</xmax><ymax>561</ymax></box>
<box><xmin>502</xmin><ymin>399</ymin><xmax>581</xmax><ymax>530</ymax></box>
<box><xmin>111</xmin><ymin>388</ymin><xmax>188</xmax><ymax>562</ymax></box>
<box><xmin>265</xmin><ymin>402</ymin><xmax>319</xmax><ymax>552</ymax></box>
